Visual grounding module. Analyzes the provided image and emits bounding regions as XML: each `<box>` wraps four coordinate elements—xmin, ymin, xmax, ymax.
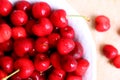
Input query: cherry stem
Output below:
<box><xmin>2</xmin><ymin>69</ymin><xmax>20</xmax><ymax>80</ymax></box>
<box><xmin>67</xmin><ymin>15</ymin><xmax>90</xmax><ymax>22</ymax></box>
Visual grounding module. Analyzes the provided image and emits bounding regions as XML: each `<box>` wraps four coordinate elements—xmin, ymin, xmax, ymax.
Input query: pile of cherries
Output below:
<box><xmin>0</xmin><ymin>1</ymin><xmax>89</xmax><ymax>80</ymax></box>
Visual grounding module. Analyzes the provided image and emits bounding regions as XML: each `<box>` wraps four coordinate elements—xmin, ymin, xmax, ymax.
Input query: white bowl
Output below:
<box><xmin>10</xmin><ymin>0</ymin><xmax>96</xmax><ymax>80</ymax></box>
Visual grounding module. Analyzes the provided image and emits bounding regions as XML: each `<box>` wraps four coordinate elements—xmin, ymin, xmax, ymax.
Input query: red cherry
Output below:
<box><xmin>74</xmin><ymin>58</ymin><xmax>89</xmax><ymax>76</ymax></box>
<box><xmin>35</xmin><ymin>37</ymin><xmax>49</xmax><ymax>53</ymax></box>
<box><xmin>0</xmin><ymin>1</ymin><xmax>12</xmax><ymax>16</ymax></box>
<box><xmin>28</xmin><ymin>71</ymin><xmax>45</xmax><ymax>80</ymax></box>
<box><xmin>0</xmin><ymin>56</ymin><xmax>13</xmax><ymax>74</ymax></box>
<box><xmin>0</xmin><ymin>23</ymin><xmax>12</xmax><ymax>43</ymax></box>
<box><xmin>15</xmin><ymin>1</ymin><xmax>31</xmax><ymax>12</ymax></box>
<box><xmin>14</xmin><ymin>38</ymin><xmax>34</xmax><ymax>57</ymax></box>
<box><xmin>32</xmin><ymin>2</ymin><xmax>51</xmax><ymax>18</ymax></box>
<box><xmin>57</xmin><ymin>38</ymin><xmax>75</xmax><ymax>55</ymax></box>
<box><xmin>60</xmin><ymin>55</ymin><xmax>77</xmax><ymax>72</ymax></box>
<box><xmin>0</xmin><ymin>69</ymin><xmax>7</xmax><ymax>80</ymax></box>
<box><xmin>34</xmin><ymin>53</ymin><xmax>50</xmax><ymax>72</ymax></box>
<box><xmin>25</xmin><ymin>19</ymin><xmax>36</xmax><ymax>35</ymax></box>
<box><xmin>32</xmin><ymin>18</ymin><xmax>53</xmax><ymax>37</ymax></box>
<box><xmin>50</xmin><ymin>52</ymin><xmax>62</xmax><ymax>69</ymax></box>
<box><xmin>14</xmin><ymin>58</ymin><xmax>34</xmax><ymax>79</ymax></box>
<box><xmin>12</xmin><ymin>26</ymin><xmax>27</xmax><ymax>40</ymax></box>
<box><xmin>0</xmin><ymin>18</ymin><xmax>6</xmax><ymax>24</ymax></box>
<box><xmin>10</xmin><ymin>10</ymin><xmax>28</xmax><ymax>26</ymax></box>
<box><xmin>60</xmin><ymin>26</ymin><xmax>75</xmax><ymax>39</ymax></box>
<box><xmin>0</xmin><ymin>39</ymin><xmax>13</xmax><ymax>52</ymax></box>
<box><xmin>50</xmin><ymin>9</ymin><xmax>68</xmax><ymax>28</ymax></box>
<box><xmin>66</xmin><ymin>73</ymin><xmax>82</xmax><ymax>80</ymax></box>
<box><xmin>48</xmin><ymin>33</ymin><xmax>60</xmax><ymax>47</ymax></box>
<box><xmin>95</xmin><ymin>15</ymin><xmax>110</xmax><ymax>32</ymax></box>
<box><xmin>70</xmin><ymin>41</ymin><xmax>83</xmax><ymax>59</ymax></box>
<box><xmin>113</xmin><ymin>55</ymin><xmax>120</xmax><ymax>68</ymax></box>
<box><xmin>103</xmin><ymin>44</ymin><xmax>118</xmax><ymax>59</ymax></box>
<box><xmin>48</xmin><ymin>69</ymin><xmax>66</xmax><ymax>80</ymax></box>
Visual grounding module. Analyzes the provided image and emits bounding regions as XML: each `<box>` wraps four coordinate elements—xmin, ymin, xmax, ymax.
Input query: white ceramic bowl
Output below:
<box><xmin>9</xmin><ymin>0</ymin><xmax>96</xmax><ymax>80</ymax></box>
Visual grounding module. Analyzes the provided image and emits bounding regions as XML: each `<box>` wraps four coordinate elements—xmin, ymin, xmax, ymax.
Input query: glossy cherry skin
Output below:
<box><xmin>14</xmin><ymin>38</ymin><xmax>34</xmax><ymax>57</ymax></box>
<box><xmin>10</xmin><ymin>10</ymin><xmax>28</xmax><ymax>26</ymax></box>
<box><xmin>32</xmin><ymin>2</ymin><xmax>51</xmax><ymax>18</ymax></box>
<box><xmin>74</xmin><ymin>58</ymin><xmax>89</xmax><ymax>76</ymax></box>
<box><xmin>0</xmin><ymin>23</ymin><xmax>12</xmax><ymax>43</ymax></box>
<box><xmin>50</xmin><ymin>9</ymin><xmax>68</xmax><ymax>28</ymax></box>
<box><xmin>12</xmin><ymin>26</ymin><xmax>27</xmax><ymax>40</ymax></box>
<box><xmin>35</xmin><ymin>37</ymin><xmax>49</xmax><ymax>53</ymax></box>
<box><xmin>14</xmin><ymin>58</ymin><xmax>34</xmax><ymax>79</ymax></box>
<box><xmin>48</xmin><ymin>69</ymin><xmax>66</xmax><ymax>80</ymax></box>
<box><xmin>70</xmin><ymin>41</ymin><xmax>83</xmax><ymax>60</ymax></box>
<box><xmin>0</xmin><ymin>1</ymin><xmax>12</xmax><ymax>16</ymax></box>
<box><xmin>0</xmin><ymin>39</ymin><xmax>13</xmax><ymax>52</ymax></box>
<box><xmin>32</xmin><ymin>18</ymin><xmax>53</xmax><ymax>37</ymax></box>
<box><xmin>113</xmin><ymin>55</ymin><xmax>120</xmax><ymax>68</ymax></box>
<box><xmin>15</xmin><ymin>1</ymin><xmax>31</xmax><ymax>12</ymax></box>
<box><xmin>48</xmin><ymin>33</ymin><xmax>60</xmax><ymax>47</ymax></box>
<box><xmin>50</xmin><ymin>52</ymin><xmax>62</xmax><ymax>69</ymax></box>
<box><xmin>0</xmin><ymin>56</ymin><xmax>13</xmax><ymax>73</ymax></box>
<box><xmin>0</xmin><ymin>51</ymin><xmax>4</xmax><ymax>57</ymax></box>
<box><xmin>10</xmin><ymin>74</ymin><xmax>22</xmax><ymax>80</ymax></box>
<box><xmin>60</xmin><ymin>55</ymin><xmax>77</xmax><ymax>72</ymax></box>
<box><xmin>103</xmin><ymin>44</ymin><xmax>118</xmax><ymax>59</ymax></box>
<box><xmin>0</xmin><ymin>69</ymin><xmax>7</xmax><ymax>80</ymax></box>
<box><xmin>34</xmin><ymin>53</ymin><xmax>50</xmax><ymax>72</ymax></box>
<box><xmin>66</xmin><ymin>73</ymin><xmax>82</xmax><ymax>80</ymax></box>
<box><xmin>57</xmin><ymin>38</ymin><xmax>75</xmax><ymax>55</ymax></box>
<box><xmin>60</xmin><ymin>26</ymin><xmax>75</xmax><ymax>39</ymax></box>
<box><xmin>95</xmin><ymin>15</ymin><xmax>110</xmax><ymax>32</ymax></box>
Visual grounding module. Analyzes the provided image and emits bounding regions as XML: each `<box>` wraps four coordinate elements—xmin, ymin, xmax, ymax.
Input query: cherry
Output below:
<box><xmin>35</xmin><ymin>37</ymin><xmax>49</xmax><ymax>53</ymax></box>
<box><xmin>25</xmin><ymin>19</ymin><xmax>36</xmax><ymax>35</ymax></box>
<box><xmin>103</xmin><ymin>44</ymin><xmax>118</xmax><ymax>59</ymax></box>
<box><xmin>113</xmin><ymin>55</ymin><xmax>120</xmax><ymax>68</ymax></box>
<box><xmin>66</xmin><ymin>73</ymin><xmax>82</xmax><ymax>80</ymax></box>
<box><xmin>12</xmin><ymin>26</ymin><xmax>27</xmax><ymax>40</ymax></box>
<box><xmin>0</xmin><ymin>23</ymin><xmax>12</xmax><ymax>43</ymax></box>
<box><xmin>95</xmin><ymin>15</ymin><xmax>110</xmax><ymax>32</ymax></box>
<box><xmin>50</xmin><ymin>9</ymin><xmax>68</xmax><ymax>28</ymax></box>
<box><xmin>10</xmin><ymin>74</ymin><xmax>22</xmax><ymax>80</ymax></box>
<box><xmin>50</xmin><ymin>52</ymin><xmax>62</xmax><ymax>69</ymax></box>
<box><xmin>48</xmin><ymin>68</ymin><xmax>66</xmax><ymax>80</ymax></box>
<box><xmin>70</xmin><ymin>41</ymin><xmax>83</xmax><ymax>59</ymax></box>
<box><xmin>14</xmin><ymin>58</ymin><xmax>34</xmax><ymax>79</ymax></box>
<box><xmin>0</xmin><ymin>39</ymin><xmax>13</xmax><ymax>52</ymax></box>
<box><xmin>32</xmin><ymin>18</ymin><xmax>53</xmax><ymax>37</ymax></box>
<box><xmin>0</xmin><ymin>1</ymin><xmax>12</xmax><ymax>16</ymax></box>
<box><xmin>34</xmin><ymin>53</ymin><xmax>50</xmax><ymax>72</ymax></box>
<box><xmin>32</xmin><ymin>2</ymin><xmax>51</xmax><ymax>18</ymax></box>
<box><xmin>74</xmin><ymin>58</ymin><xmax>89</xmax><ymax>76</ymax></box>
<box><xmin>60</xmin><ymin>26</ymin><xmax>75</xmax><ymax>39</ymax></box>
<box><xmin>26</xmin><ymin>71</ymin><xmax>45</xmax><ymax>80</ymax></box>
<box><xmin>14</xmin><ymin>38</ymin><xmax>34</xmax><ymax>57</ymax></box>
<box><xmin>0</xmin><ymin>56</ymin><xmax>13</xmax><ymax>74</ymax></box>
<box><xmin>57</xmin><ymin>38</ymin><xmax>75</xmax><ymax>55</ymax></box>
<box><xmin>48</xmin><ymin>33</ymin><xmax>60</xmax><ymax>47</ymax></box>
<box><xmin>0</xmin><ymin>69</ymin><xmax>7</xmax><ymax>80</ymax></box>
<box><xmin>15</xmin><ymin>1</ymin><xmax>31</xmax><ymax>12</ymax></box>
<box><xmin>60</xmin><ymin>55</ymin><xmax>77</xmax><ymax>72</ymax></box>
<box><xmin>10</xmin><ymin>10</ymin><xmax>28</xmax><ymax>26</ymax></box>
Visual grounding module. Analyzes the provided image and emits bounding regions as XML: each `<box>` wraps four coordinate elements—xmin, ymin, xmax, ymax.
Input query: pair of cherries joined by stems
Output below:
<box><xmin>0</xmin><ymin>1</ymin><xmax>89</xmax><ymax>80</ymax></box>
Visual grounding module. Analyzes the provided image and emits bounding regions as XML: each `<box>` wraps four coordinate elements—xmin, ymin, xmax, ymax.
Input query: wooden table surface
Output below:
<box><xmin>66</xmin><ymin>0</ymin><xmax>120</xmax><ymax>80</ymax></box>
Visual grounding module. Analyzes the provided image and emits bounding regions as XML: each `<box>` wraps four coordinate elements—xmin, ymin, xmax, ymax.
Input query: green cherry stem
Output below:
<box><xmin>2</xmin><ymin>69</ymin><xmax>20</xmax><ymax>80</ymax></box>
<box><xmin>67</xmin><ymin>15</ymin><xmax>90</xmax><ymax>22</ymax></box>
